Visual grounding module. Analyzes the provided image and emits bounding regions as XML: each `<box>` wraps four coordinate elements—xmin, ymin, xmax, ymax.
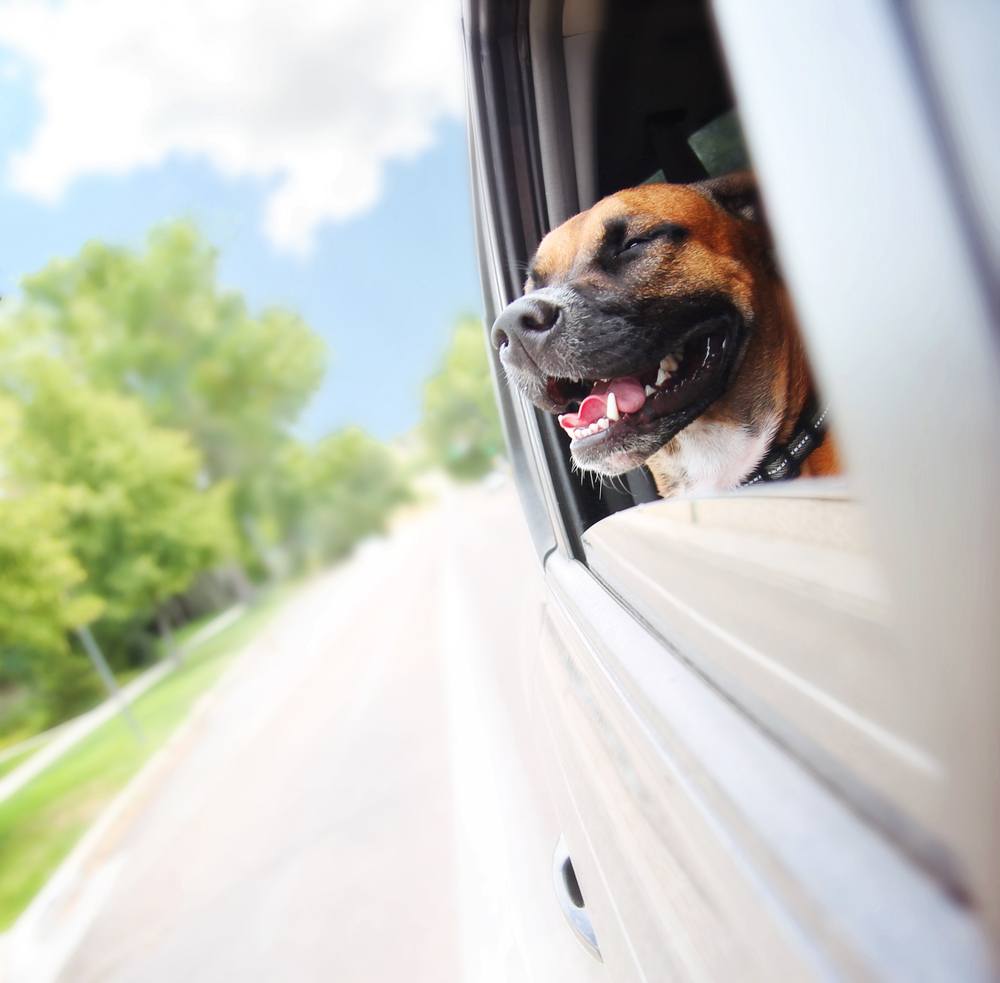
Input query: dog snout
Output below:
<box><xmin>490</xmin><ymin>296</ymin><xmax>560</xmax><ymax>351</ymax></box>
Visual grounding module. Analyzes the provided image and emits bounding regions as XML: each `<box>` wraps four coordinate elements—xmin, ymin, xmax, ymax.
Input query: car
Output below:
<box><xmin>459</xmin><ymin>0</ymin><xmax>1000</xmax><ymax>978</ymax></box>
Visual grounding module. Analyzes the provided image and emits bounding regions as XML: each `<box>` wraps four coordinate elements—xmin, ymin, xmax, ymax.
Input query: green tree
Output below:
<box><xmin>308</xmin><ymin>428</ymin><xmax>413</xmax><ymax>560</ymax></box>
<box><xmin>263</xmin><ymin>430</ymin><xmax>412</xmax><ymax>570</ymax></box>
<box><xmin>0</xmin><ymin>492</ymin><xmax>104</xmax><ymax>722</ymax></box>
<box><xmin>0</xmin><ymin>221</ymin><xmax>420</xmax><ymax>730</ymax></box>
<box><xmin>8</xmin><ymin>362</ymin><xmax>234</xmax><ymax>662</ymax></box>
<box><xmin>1</xmin><ymin>221</ymin><xmax>327</xmax><ymax>565</ymax></box>
<box><xmin>0</xmin><ymin>395</ymin><xmax>102</xmax><ymax>720</ymax></box>
<box><xmin>422</xmin><ymin>316</ymin><xmax>504</xmax><ymax>481</ymax></box>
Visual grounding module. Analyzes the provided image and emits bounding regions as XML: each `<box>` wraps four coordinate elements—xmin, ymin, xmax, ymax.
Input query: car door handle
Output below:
<box><xmin>552</xmin><ymin>835</ymin><xmax>602</xmax><ymax>961</ymax></box>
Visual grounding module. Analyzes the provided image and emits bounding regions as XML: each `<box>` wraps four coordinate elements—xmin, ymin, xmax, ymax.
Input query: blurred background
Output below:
<box><xmin>0</xmin><ymin>2</ymin><xmax>519</xmax><ymax>979</ymax></box>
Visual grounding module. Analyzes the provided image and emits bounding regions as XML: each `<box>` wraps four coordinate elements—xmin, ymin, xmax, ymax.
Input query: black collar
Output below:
<box><xmin>741</xmin><ymin>398</ymin><xmax>830</xmax><ymax>486</ymax></box>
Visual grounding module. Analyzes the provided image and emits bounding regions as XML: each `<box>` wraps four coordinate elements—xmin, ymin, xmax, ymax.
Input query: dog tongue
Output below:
<box><xmin>607</xmin><ymin>376</ymin><xmax>646</xmax><ymax>413</ymax></box>
<box><xmin>577</xmin><ymin>394</ymin><xmax>607</xmax><ymax>425</ymax></box>
<box><xmin>558</xmin><ymin>376</ymin><xmax>646</xmax><ymax>431</ymax></box>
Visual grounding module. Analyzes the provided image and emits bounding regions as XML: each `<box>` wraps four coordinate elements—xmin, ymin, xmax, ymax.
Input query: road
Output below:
<box><xmin>38</xmin><ymin>481</ymin><xmax>536</xmax><ymax>983</ymax></box>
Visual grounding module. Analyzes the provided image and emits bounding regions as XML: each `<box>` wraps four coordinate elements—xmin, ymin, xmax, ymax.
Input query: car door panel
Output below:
<box><xmin>538</xmin><ymin>553</ymin><xmax>992</xmax><ymax>980</ymax></box>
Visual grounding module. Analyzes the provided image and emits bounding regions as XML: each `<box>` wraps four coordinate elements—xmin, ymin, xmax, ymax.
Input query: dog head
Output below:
<box><xmin>491</xmin><ymin>173</ymin><xmax>795</xmax><ymax>479</ymax></box>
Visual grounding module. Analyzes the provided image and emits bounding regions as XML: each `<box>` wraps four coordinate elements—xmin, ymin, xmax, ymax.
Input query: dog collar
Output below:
<box><xmin>741</xmin><ymin>399</ymin><xmax>830</xmax><ymax>486</ymax></box>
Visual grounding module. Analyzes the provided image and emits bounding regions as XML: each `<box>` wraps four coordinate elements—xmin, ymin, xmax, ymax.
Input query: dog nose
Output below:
<box><xmin>491</xmin><ymin>297</ymin><xmax>560</xmax><ymax>350</ymax></box>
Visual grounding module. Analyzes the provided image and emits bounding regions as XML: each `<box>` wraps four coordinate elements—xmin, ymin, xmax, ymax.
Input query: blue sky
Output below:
<box><xmin>0</xmin><ymin>1</ymin><xmax>482</xmax><ymax>441</ymax></box>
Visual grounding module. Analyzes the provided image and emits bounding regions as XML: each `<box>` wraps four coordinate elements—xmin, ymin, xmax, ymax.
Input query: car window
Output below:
<box><xmin>526</xmin><ymin>0</ymin><xmax>979</xmax><ymax>897</ymax></box>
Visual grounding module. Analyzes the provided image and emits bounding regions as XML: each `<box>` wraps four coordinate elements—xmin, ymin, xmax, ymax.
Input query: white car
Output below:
<box><xmin>461</xmin><ymin>1</ymin><xmax>1000</xmax><ymax>979</ymax></box>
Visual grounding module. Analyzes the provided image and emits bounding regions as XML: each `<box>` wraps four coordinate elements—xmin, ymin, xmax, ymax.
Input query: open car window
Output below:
<box><xmin>466</xmin><ymin>0</ymin><xmax>1000</xmax><ymax>943</ymax></box>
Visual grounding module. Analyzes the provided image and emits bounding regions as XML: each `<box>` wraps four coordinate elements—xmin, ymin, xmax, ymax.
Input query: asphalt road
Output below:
<box><xmin>51</xmin><ymin>481</ymin><xmax>534</xmax><ymax>983</ymax></box>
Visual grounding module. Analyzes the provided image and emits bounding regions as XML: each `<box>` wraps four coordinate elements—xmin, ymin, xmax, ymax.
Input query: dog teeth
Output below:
<box><xmin>571</xmin><ymin>416</ymin><xmax>614</xmax><ymax>440</ymax></box>
<box><xmin>655</xmin><ymin>354</ymin><xmax>680</xmax><ymax>387</ymax></box>
<box><xmin>644</xmin><ymin>384</ymin><xmax>656</xmax><ymax>396</ymax></box>
<box><xmin>606</xmin><ymin>392</ymin><xmax>619</xmax><ymax>421</ymax></box>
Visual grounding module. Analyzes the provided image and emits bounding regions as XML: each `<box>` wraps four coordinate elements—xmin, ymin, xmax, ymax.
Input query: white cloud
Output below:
<box><xmin>0</xmin><ymin>0</ymin><xmax>465</xmax><ymax>253</ymax></box>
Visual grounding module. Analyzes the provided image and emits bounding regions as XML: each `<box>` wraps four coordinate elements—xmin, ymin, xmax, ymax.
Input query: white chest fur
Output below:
<box><xmin>656</xmin><ymin>413</ymin><xmax>780</xmax><ymax>495</ymax></box>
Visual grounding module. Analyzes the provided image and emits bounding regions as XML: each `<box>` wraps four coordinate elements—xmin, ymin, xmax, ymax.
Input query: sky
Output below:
<box><xmin>0</xmin><ymin>0</ymin><xmax>483</xmax><ymax>441</ymax></box>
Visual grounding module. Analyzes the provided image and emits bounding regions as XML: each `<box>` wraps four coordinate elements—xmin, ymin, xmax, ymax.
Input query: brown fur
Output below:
<box><xmin>529</xmin><ymin>178</ymin><xmax>838</xmax><ymax>495</ymax></box>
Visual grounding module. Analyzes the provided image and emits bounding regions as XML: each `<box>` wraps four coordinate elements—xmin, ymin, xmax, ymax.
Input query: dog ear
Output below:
<box><xmin>691</xmin><ymin>171</ymin><xmax>761</xmax><ymax>224</ymax></box>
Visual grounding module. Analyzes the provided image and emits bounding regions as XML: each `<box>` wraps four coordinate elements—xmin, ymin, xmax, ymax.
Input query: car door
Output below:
<box><xmin>463</xmin><ymin>0</ymin><xmax>999</xmax><ymax>978</ymax></box>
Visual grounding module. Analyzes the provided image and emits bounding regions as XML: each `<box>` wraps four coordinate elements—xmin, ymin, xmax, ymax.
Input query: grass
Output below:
<box><xmin>0</xmin><ymin>588</ymin><xmax>290</xmax><ymax>931</ymax></box>
<box><xmin>0</xmin><ymin>606</ymin><xmax>246</xmax><ymax>785</ymax></box>
<box><xmin>0</xmin><ymin>746</ymin><xmax>42</xmax><ymax>783</ymax></box>
<box><xmin>0</xmin><ymin>604</ymin><xmax>251</xmax><ymax>752</ymax></box>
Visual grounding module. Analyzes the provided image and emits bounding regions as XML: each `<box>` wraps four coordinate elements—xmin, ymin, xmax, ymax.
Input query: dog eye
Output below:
<box><xmin>619</xmin><ymin>237</ymin><xmax>649</xmax><ymax>254</ymax></box>
<box><xmin>616</xmin><ymin>235</ymin><xmax>656</xmax><ymax>259</ymax></box>
<box><xmin>617</xmin><ymin>224</ymin><xmax>686</xmax><ymax>257</ymax></box>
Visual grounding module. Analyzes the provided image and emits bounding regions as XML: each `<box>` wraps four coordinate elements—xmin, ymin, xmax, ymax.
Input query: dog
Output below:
<box><xmin>490</xmin><ymin>172</ymin><xmax>838</xmax><ymax>497</ymax></box>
